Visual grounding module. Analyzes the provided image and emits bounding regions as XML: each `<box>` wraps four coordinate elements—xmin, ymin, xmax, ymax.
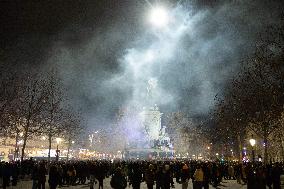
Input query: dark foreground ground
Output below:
<box><xmin>0</xmin><ymin>177</ymin><xmax>259</xmax><ymax>189</ymax></box>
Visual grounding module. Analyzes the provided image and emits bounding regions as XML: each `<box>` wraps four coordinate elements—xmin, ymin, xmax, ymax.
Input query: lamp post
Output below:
<box><xmin>55</xmin><ymin>138</ymin><xmax>62</xmax><ymax>161</ymax></box>
<box><xmin>249</xmin><ymin>135</ymin><xmax>256</xmax><ymax>162</ymax></box>
<box><xmin>206</xmin><ymin>146</ymin><xmax>211</xmax><ymax>160</ymax></box>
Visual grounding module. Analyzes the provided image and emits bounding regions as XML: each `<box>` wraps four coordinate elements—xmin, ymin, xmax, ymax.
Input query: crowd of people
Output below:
<box><xmin>0</xmin><ymin>159</ymin><xmax>283</xmax><ymax>189</ymax></box>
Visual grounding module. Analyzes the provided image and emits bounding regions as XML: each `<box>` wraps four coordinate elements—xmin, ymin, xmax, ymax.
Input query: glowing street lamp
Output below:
<box><xmin>249</xmin><ymin>135</ymin><xmax>256</xmax><ymax>162</ymax></box>
<box><xmin>249</xmin><ymin>138</ymin><xmax>256</xmax><ymax>147</ymax></box>
<box><xmin>149</xmin><ymin>6</ymin><xmax>169</xmax><ymax>28</ymax></box>
<box><xmin>56</xmin><ymin>138</ymin><xmax>62</xmax><ymax>144</ymax></box>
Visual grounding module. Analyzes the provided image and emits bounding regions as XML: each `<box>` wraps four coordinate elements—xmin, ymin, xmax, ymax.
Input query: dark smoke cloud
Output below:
<box><xmin>1</xmin><ymin>0</ymin><xmax>283</xmax><ymax>129</ymax></box>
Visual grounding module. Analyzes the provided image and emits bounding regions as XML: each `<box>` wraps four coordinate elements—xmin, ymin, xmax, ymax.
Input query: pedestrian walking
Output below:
<box><xmin>180</xmin><ymin>163</ymin><xmax>190</xmax><ymax>189</ymax></box>
<box><xmin>145</xmin><ymin>164</ymin><xmax>155</xmax><ymax>189</ymax></box>
<box><xmin>193</xmin><ymin>164</ymin><xmax>203</xmax><ymax>189</ymax></box>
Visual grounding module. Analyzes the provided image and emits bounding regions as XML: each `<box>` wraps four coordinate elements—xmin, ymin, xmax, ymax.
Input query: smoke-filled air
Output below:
<box><xmin>1</xmin><ymin>0</ymin><xmax>284</xmax><ymax>159</ymax></box>
<box><xmin>44</xmin><ymin>1</ymin><xmax>282</xmax><ymax>126</ymax></box>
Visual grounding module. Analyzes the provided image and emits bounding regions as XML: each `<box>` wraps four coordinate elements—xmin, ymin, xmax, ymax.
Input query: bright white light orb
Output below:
<box><xmin>149</xmin><ymin>7</ymin><xmax>169</xmax><ymax>28</ymax></box>
<box><xmin>249</xmin><ymin>138</ymin><xmax>256</xmax><ymax>147</ymax></box>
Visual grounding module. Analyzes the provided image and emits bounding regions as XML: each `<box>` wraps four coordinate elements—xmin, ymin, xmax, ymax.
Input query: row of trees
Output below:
<box><xmin>0</xmin><ymin>65</ymin><xmax>83</xmax><ymax>161</ymax></box>
<box><xmin>212</xmin><ymin>23</ymin><xmax>284</xmax><ymax>163</ymax></box>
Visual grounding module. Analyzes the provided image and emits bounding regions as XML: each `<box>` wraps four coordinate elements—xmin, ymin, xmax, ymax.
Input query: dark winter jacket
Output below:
<box><xmin>145</xmin><ymin>169</ymin><xmax>155</xmax><ymax>185</ymax></box>
<box><xmin>180</xmin><ymin>167</ymin><xmax>190</xmax><ymax>183</ymax></box>
<box><xmin>48</xmin><ymin>166</ymin><xmax>60</xmax><ymax>187</ymax></box>
<box><xmin>110</xmin><ymin>171</ymin><xmax>127</xmax><ymax>189</ymax></box>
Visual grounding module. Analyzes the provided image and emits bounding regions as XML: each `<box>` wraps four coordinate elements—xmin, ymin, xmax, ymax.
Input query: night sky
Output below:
<box><xmin>1</xmin><ymin>0</ymin><xmax>284</xmax><ymax>129</ymax></box>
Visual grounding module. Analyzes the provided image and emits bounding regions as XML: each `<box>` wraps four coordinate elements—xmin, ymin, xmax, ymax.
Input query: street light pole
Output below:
<box><xmin>252</xmin><ymin>147</ymin><xmax>255</xmax><ymax>162</ymax></box>
<box><xmin>249</xmin><ymin>135</ymin><xmax>256</xmax><ymax>162</ymax></box>
<box><xmin>55</xmin><ymin>138</ymin><xmax>61</xmax><ymax>161</ymax></box>
<box><xmin>56</xmin><ymin>144</ymin><xmax>59</xmax><ymax>161</ymax></box>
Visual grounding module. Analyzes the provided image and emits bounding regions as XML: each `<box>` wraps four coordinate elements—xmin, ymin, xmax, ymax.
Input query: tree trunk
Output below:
<box><xmin>67</xmin><ymin>138</ymin><xmax>71</xmax><ymax>161</ymax></box>
<box><xmin>14</xmin><ymin>130</ymin><xmax>19</xmax><ymax>160</ymax></box>
<box><xmin>48</xmin><ymin>134</ymin><xmax>52</xmax><ymax>162</ymax></box>
<box><xmin>47</xmin><ymin>120</ymin><xmax>54</xmax><ymax>163</ymax></box>
<box><xmin>21</xmin><ymin>130</ymin><xmax>28</xmax><ymax>161</ymax></box>
<box><xmin>21</xmin><ymin>122</ymin><xmax>29</xmax><ymax>161</ymax></box>
<box><xmin>238</xmin><ymin>134</ymin><xmax>243</xmax><ymax>161</ymax></box>
<box><xmin>264</xmin><ymin>129</ymin><xmax>268</xmax><ymax>164</ymax></box>
<box><xmin>279</xmin><ymin>132</ymin><xmax>284</xmax><ymax>161</ymax></box>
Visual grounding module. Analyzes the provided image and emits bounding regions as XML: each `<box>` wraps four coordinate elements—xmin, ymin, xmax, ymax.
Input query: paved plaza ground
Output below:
<box><xmin>3</xmin><ymin>178</ymin><xmax>250</xmax><ymax>189</ymax></box>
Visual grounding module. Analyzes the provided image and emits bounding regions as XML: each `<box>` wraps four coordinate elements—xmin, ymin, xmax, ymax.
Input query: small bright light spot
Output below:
<box><xmin>19</xmin><ymin>132</ymin><xmax>24</xmax><ymax>137</ymax></box>
<box><xmin>72</xmin><ymin>141</ymin><xmax>75</xmax><ymax>144</ymax></box>
<box><xmin>42</xmin><ymin>136</ymin><xmax>46</xmax><ymax>140</ymax></box>
<box><xmin>149</xmin><ymin>7</ymin><xmax>169</xmax><ymax>28</ymax></box>
<box><xmin>18</xmin><ymin>140</ymin><xmax>23</xmax><ymax>145</ymax></box>
<box><xmin>56</xmin><ymin>138</ymin><xmax>62</xmax><ymax>144</ymax></box>
<box><xmin>249</xmin><ymin>138</ymin><xmax>256</xmax><ymax>147</ymax></box>
<box><xmin>207</xmin><ymin>146</ymin><xmax>210</xmax><ymax>150</ymax></box>
<box><xmin>216</xmin><ymin>153</ymin><xmax>219</xmax><ymax>156</ymax></box>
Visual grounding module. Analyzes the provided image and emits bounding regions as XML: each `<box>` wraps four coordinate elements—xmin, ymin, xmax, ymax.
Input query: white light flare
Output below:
<box><xmin>55</xmin><ymin>137</ymin><xmax>62</xmax><ymax>144</ymax></box>
<box><xmin>149</xmin><ymin>7</ymin><xmax>169</xmax><ymax>28</ymax></box>
<box><xmin>249</xmin><ymin>138</ymin><xmax>256</xmax><ymax>147</ymax></box>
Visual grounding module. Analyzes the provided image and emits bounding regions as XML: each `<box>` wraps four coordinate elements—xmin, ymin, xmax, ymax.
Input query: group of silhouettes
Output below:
<box><xmin>0</xmin><ymin>159</ymin><xmax>283</xmax><ymax>189</ymax></box>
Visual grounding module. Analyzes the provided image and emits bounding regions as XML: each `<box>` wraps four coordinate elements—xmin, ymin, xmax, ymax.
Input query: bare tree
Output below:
<box><xmin>165</xmin><ymin>112</ymin><xmax>208</xmax><ymax>156</ymax></box>
<box><xmin>212</xmin><ymin>23</ymin><xmax>284</xmax><ymax>163</ymax></box>
<box><xmin>213</xmin><ymin>89</ymin><xmax>248</xmax><ymax>161</ymax></box>
<box><xmin>62</xmin><ymin>112</ymin><xmax>83</xmax><ymax>161</ymax></box>
<box><xmin>41</xmin><ymin>69</ymin><xmax>66</xmax><ymax>162</ymax></box>
<box><xmin>17</xmin><ymin>71</ymin><xmax>49</xmax><ymax>161</ymax></box>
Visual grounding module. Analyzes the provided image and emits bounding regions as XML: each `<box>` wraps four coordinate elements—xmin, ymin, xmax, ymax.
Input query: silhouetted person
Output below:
<box><xmin>38</xmin><ymin>162</ymin><xmax>47</xmax><ymax>189</ymax></box>
<box><xmin>145</xmin><ymin>164</ymin><xmax>155</xmax><ymax>189</ymax></box>
<box><xmin>110</xmin><ymin>167</ymin><xmax>127</xmax><ymax>189</ymax></box>
<box><xmin>49</xmin><ymin>165</ymin><xmax>60</xmax><ymax>189</ymax></box>
<box><xmin>272</xmin><ymin>163</ymin><xmax>281</xmax><ymax>189</ymax></box>
<box><xmin>2</xmin><ymin>162</ymin><xmax>11</xmax><ymax>189</ymax></box>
